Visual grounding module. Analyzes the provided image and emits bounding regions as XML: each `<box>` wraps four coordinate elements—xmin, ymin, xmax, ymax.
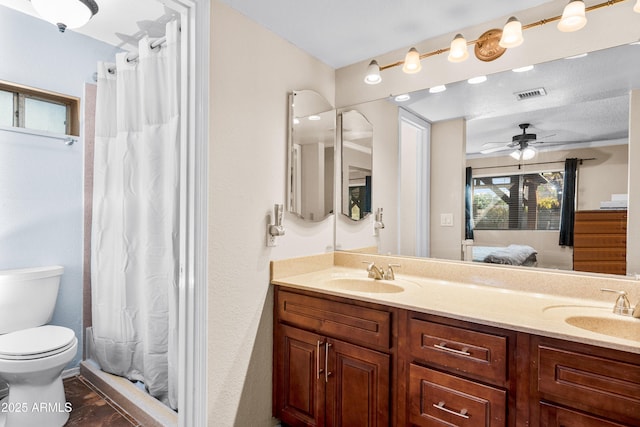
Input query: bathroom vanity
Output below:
<box><xmin>271</xmin><ymin>252</ymin><xmax>640</xmax><ymax>426</ymax></box>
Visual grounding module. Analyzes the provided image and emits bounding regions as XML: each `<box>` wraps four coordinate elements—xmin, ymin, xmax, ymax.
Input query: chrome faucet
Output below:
<box><xmin>601</xmin><ymin>289</ymin><xmax>640</xmax><ymax>317</ymax></box>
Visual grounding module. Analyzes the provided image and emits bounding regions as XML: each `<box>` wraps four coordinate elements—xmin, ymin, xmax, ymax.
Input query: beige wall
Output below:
<box><xmin>629</xmin><ymin>90</ymin><xmax>640</xmax><ymax>276</ymax></box>
<box><xmin>209</xmin><ymin>1</ymin><xmax>335</xmax><ymax>425</ymax></box>
<box><xmin>430</xmin><ymin>119</ymin><xmax>466</xmax><ymax>260</ymax></box>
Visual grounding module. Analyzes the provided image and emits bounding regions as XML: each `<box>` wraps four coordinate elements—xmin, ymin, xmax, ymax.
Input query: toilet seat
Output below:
<box><xmin>0</xmin><ymin>325</ymin><xmax>76</xmax><ymax>360</ymax></box>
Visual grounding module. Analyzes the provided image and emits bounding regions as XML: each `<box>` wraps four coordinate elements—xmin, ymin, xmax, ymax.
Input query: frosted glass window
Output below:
<box><xmin>24</xmin><ymin>97</ymin><xmax>67</xmax><ymax>134</ymax></box>
<box><xmin>0</xmin><ymin>90</ymin><xmax>13</xmax><ymax>127</ymax></box>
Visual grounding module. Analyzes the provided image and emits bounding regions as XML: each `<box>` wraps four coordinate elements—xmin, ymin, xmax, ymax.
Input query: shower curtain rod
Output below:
<box><xmin>106</xmin><ymin>36</ymin><xmax>168</xmax><ymax>74</ymax></box>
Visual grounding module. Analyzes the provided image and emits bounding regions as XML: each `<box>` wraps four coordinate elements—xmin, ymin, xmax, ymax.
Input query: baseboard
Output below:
<box><xmin>79</xmin><ymin>360</ymin><xmax>177</xmax><ymax>427</ymax></box>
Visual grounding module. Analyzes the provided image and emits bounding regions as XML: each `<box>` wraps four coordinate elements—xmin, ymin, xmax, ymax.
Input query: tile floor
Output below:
<box><xmin>63</xmin><ymin>376</ymin><xmax>140</xmax><ymax>426</ymax></box>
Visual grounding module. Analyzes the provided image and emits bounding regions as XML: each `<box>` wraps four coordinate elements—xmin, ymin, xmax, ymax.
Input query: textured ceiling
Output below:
<box><xmin>1</xmin><ymin>0</ymin><xmax>635</xmax><ymax>155</ymax></box>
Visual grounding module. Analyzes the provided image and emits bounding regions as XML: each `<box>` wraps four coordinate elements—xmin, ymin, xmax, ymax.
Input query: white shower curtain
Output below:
<box><xmin>91</xmin><ymin>20</ymin><xmax>180</xmax><ymax>410</ymax></box>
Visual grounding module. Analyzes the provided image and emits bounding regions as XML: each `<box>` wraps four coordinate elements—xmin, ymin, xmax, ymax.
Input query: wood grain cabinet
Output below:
<box><xmin>406</xmin><ymin>313</ymin><xmax>515</xmax><ymax>427</ymax></box>
<box><xmin>532</xmin><ymin>336</ymin><xmax>640</xmax><ymax>427</ymax></box>
<box><xmin>273</xmin><ymin>287</ymin><xmax>394</xmax><ymax>427</ymax></box>
<box><xmin>273</xmin><ymin>286</ymin><xmax>640</xmax><ymax>426</ymax></box>
<box><xmin>573</xmin><ymin>210</ymin><xmax>627</xmax><ymax>275</ymax></box>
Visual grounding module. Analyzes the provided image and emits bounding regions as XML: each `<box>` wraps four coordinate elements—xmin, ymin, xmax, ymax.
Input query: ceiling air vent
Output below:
<box><xmin>514</xmin><ymin>87</ymin><xmax>547</xmax><ymax>101</ymax></box>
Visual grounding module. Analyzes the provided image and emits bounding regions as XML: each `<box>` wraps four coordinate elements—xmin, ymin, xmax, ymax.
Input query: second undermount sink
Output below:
<box><xmin>565</xmin><ymin>315</ymin><xmax>640</xmax><ymax>342</ymax></box>
<box><xmin>325</xmin><ymin>277</ymin><xmax>408</xmax><ymax>293</ymax></box>
<box><xmin>543</xmin><ymin>305</ymin><xmax>640</xmax><ymax>343</ymax></box>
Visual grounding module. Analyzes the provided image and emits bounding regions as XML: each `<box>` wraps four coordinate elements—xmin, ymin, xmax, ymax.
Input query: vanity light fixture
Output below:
<box><xmin>402</xmin><ymin>48</ymin><xmax>422</xmax><ymax>74</ymax></box>
<box><xmin>499</xmin><ymin>17</ymin><xmax>524</xmax><ymax>48</ymax></box>
<box><xmin>364</xmin><ymin>60</ymin><xmax>382</xmax><ymax>85</ymax></box>
<box><xmin>363</xmin><ymin>0</ymin><xmax>628</xmax><ymax>85</ymax></box>
<box><xmin>635</xmin><ymin>0</ymin><xmax>640</xmax><ymax>13</ymax></box>
<box><xmin>558</xmin><ymin>0</ymin><xmax>588</xmax><ymax>32</ymax></box>
<box><xmin>447</xmin><ymin>34</ymin><xmax>469</xmax><ymax>63</ymax></box>
<box><xmin>467</xmin><ymin>75</ymin><xmax>487</xmax><ymax>85</ymax></box>
<box><xmin>512</xmin><ymin>65</ymin><xmax>534</xmax><ymax>72</ymax></box>
<box><xmin>429</xmin><ymin>85</ymin><xmax>447</xmax><ymax>93</ymax></box>
<box><xmin>31</xmin><ymin>0</ymin><xmax>99</xmax><ymax>33</ymax></box>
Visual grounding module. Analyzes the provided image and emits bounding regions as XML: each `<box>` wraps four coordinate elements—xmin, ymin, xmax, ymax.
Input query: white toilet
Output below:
<box><xmin>0</xmin><ymin>266</ymin><xmax>78</xmax><ymax>427</ymax></box>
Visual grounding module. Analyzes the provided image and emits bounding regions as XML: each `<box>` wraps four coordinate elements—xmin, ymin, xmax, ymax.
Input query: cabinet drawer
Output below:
<box><xmin>573</xmin><ymin>233</ymin><xmax>626</xmax><ymax>248</ymax></box>
<box><xmin>409</xmin><ymin>364</ymin><xmax>506</xmax><ymax>427</ymax></box>
<box><xmin>573</xmin><ymin>247</ymin><xmax>626</xmax><ymax>261</ymax></box>
<box><xmin>409</xmin><ymin>317</ymin><xmax>508</xmax><ymax>385</ymax></box>
<box><xmin>572</xmin><ymin>261</ymin><xmax>627</xmax><ymax>275</ymax></box>
<box><xmin>539</xmin><ymin>402</ymin><xmax>628</xmax><ymax>427</ymax></box>
<box><xmin>538</xmin><ymin>345</ymin><xmax>640</xmax><ymax>424</ymax></box>
<box><xmin>277</xmin><ymin>290</ymin><xmax>391</xmax><ymax>350</ymax></box>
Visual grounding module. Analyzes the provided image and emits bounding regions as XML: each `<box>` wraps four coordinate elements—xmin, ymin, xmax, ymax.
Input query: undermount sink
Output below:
<box><xmin>543</xmin><ymin>305</ymin><xmax>640</xmax><ymax>343</ymax></box>
<box><xmin>565</xmin><ymin>316</ymin><xmax>640</xmax><ymax>342</ymax></box>
<box><xmin>325</xmin><ymin>277</ymin><xmax>407</xmax><ymax>293</ymax></box>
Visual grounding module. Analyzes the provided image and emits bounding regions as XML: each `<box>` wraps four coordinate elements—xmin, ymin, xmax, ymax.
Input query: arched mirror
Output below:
<box><xmin>340</xmin><ymin>110</ymin><xmax>373</xmax><ymax>220</ymax></box>
<box><xmin>287</xmin><ymin>90</ymin><xmax>335</xmax><ymax>221</ymax></box>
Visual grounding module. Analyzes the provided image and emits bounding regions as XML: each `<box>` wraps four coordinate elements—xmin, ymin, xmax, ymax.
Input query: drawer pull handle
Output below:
<box><xmin>433</xmin><ymin>401</ymin><xmax>470</xmax><ymax>419</ymax></box>
<box><xmin>434</xmin><ymin>342</ymin><xmax>471</xmax><ymax>356</ymax></box>
<box><xmin>316</xmin><ymin>341</ymin><xmax>324</xmax><ymax>379</ymax></box>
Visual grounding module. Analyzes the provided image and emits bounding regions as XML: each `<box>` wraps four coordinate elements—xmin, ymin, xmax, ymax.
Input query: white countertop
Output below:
<box><xmin>272</xmin><ymin>266</ymin><xmax>640</xmax><ymax>354</ymax></box>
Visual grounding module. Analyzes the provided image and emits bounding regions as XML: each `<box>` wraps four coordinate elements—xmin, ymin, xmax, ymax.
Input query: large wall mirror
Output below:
<box><xmin>337</xmin><ymin>41</ymin><xmax>639</xmax><ymax>275</ymax></box>
<box><xmin>340</xmin><ymin>110</ymin><xmax>373</xmax><ymax>221</ymax></box>
<box><xmin>287</xmin><ymin>90</ymin><xmax>335</xmax><ymax>221</ymax></box>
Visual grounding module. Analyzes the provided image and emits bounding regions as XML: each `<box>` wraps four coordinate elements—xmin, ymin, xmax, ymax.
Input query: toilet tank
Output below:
<box><xmin>0</xmin><ymin>266</ymin><xmax>64</xmax><ymax>334</ymax></box>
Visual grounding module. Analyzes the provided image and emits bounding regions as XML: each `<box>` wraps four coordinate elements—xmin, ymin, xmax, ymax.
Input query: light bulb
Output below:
<box><xmin>634</xmin><ymin>0</ymin><xmax>640</xmax><ymax>13</ymax></box>
<box><xmin>510</xmin><ymin>150</ymin><xmax>522</xmax><ymax>160</ymax></box>
<box><xmin>499</xmin><ymin>17</ymin><xmax>524</xmax><ymax>48</ymax></box>
<box><xmin>522</xmin><ymin>147</ymin><xmax>537</xmax><ymax>160</ymax></box>
<box><xmin>558</xmin><ymin>0</ymin><xmax>587</xmax><ymax>32</ymax></box>
<box><xmin>402</xmin><ymin>48</ymin><xmax>422</xmax><ymax>74</ymax></box>
<box><xmin>448</xmin><ymin>34</ymin><xmax>469</xmax><ymax>63</ymax></box>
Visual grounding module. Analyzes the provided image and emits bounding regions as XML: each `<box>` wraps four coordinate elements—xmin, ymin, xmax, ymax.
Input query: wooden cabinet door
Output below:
<box><xmin>325</xmin><ymin>338</ymin><xmax>390</xmax><ymax>427</ymax></box>
<box><xmin>275</xmin><ymin>324</ymin><xmax>326</xmax><ymax>427</ymax></box>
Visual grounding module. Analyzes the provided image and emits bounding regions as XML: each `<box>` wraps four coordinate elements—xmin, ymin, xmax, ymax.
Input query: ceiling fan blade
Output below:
<box><xmin>480</xmin><ymin>145</ymin><xmax>511</xmax><ymax>154</ymax></box>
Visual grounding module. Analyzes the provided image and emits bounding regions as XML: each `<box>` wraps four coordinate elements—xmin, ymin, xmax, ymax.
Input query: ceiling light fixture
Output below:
<box><xmin>429</xmin><ymin>85</ymin><xmax>447</xmax><ymax>93</ymax></box>
<box><xmin>512</xmin><ymin>65</ymin><xmax>534</xmax><ymax>72</ymax></box>
<box><xmin>31</xmin><ymin>0</ymin><xmax>99</xmax><ymax>33</ymax></box>
<box><xmin>499</xmin><ymin>17</ymin><xmax>524</xmax><ymax>48</ymax></box>
<box><xmin>402</xmin><ymin>48</ymin><xmax>422</xmax><ymax>74</ymax></box>
<box><xmin>394</xmin><ymin>94</ymin><xmax>411</xmax><ymax>102</ymax></box>
<box><xmin>364</xmin><ymin>60</ymin><xmax>382</xmax><ymax>85</ymax></box>
<box><xmin>364</xmin><ymin>0</ymin><xmax>627</xmax><ymax>85</ymax></box>
<box><xmin>521</xmin><ymin>146</ymin><xmax>537</xmax><ymax>160</ymax></box>
<box><xmin>467</xmin><ymin>75</ymin><xmax>487</xmax><ymax>85</ymax></box>
<box><xmin>447</xmin><ymin>34</ymin><xmax>469</xmax><ymax>63</ymax></box>
<box><xmin>558</xmin><ymin>0</ymin><xmax>588</xmax><ymax>32</ymax></box>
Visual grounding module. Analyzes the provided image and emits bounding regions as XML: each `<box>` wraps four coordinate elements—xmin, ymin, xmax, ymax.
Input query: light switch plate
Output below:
<box><xmin>440</xmin><ymin>213</ymin><xmax>454</xmax><ymax>227</ymax></box>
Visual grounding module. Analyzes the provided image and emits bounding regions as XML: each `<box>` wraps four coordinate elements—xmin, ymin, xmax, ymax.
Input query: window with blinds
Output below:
<box><xmin>472</xmin><ymin>171</ymin><xmax>564</xmax><ymax>230</ymax></box>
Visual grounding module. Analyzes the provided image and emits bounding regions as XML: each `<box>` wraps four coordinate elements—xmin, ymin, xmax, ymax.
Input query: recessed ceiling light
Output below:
<box><xmin>308</xmin><ymin>115</ymin><xmax>321</xmax><ymax>121</ymax></box>
<box><xmin>394</xmin><ymin>94</ymin><xmax>411</xmax><ymax>102</ymax></box>
<box><xmin>429</xmin><ymin>85</ymin><xmax>447</xmax><ymax>93</ymax></box>
<box><xmin>293</xmin><ymin>118</ymin><xmax>300</xmax><ymax>125</ymax></box>
<box><xmin>565</xmin><ymin>52</ymin><xmax>588</xmax><ymax>59</ymax></box>
<box><xmin>512</xmin><ymin>65</ymin><xmax>534</xmax><ymax>73</ymax></box>
<box><xmin>467</xmin><ymin>75</ymin><xmax>487</xmax><ymax>84</ymax></box>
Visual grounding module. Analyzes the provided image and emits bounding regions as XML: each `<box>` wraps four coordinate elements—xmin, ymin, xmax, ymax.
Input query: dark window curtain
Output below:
<box><xmin>465</xmin><ymin>166</ymin><xmax>474</xmax><ymax>240</ymax></box>
<box><xmin>559</xmin><ymin>158</ymin><xmax>578</xmax><ymax>246</ymax></box>
<box><xmin>364</xmin><ymin>175</ymin><xmax>372</xmax><ymax>216</ymax></box>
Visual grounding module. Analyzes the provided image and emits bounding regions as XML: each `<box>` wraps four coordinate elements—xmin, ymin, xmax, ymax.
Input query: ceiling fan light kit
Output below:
<box><xmin>366</xmin><ymin>0</ymin><xmax>631</xmax><ymax>84</ymax></box>
<box><xmin>30</xmin><ymin>0</ymin><xmax>99</xmax><ymax>32</ymax></box>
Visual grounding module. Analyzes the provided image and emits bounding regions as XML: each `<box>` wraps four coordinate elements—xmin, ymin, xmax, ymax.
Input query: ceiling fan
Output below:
<box><xmin>479</xmin><ymin>123</ymin><xmax>553</xmax><ymax>159</ymax></box>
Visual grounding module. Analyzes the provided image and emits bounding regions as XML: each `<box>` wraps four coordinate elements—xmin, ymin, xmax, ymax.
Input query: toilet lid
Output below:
<box><xmin>0</xmin><ymin>325</ymin><xmax>76</xmax><ymax>360</ymax></box>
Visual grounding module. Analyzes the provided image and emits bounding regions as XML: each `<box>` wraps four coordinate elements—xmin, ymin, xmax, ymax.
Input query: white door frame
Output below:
<box><xmin>161</xmin><ymin>0</ymin><xmax>209</xmax><ymax>426</ymax></box>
